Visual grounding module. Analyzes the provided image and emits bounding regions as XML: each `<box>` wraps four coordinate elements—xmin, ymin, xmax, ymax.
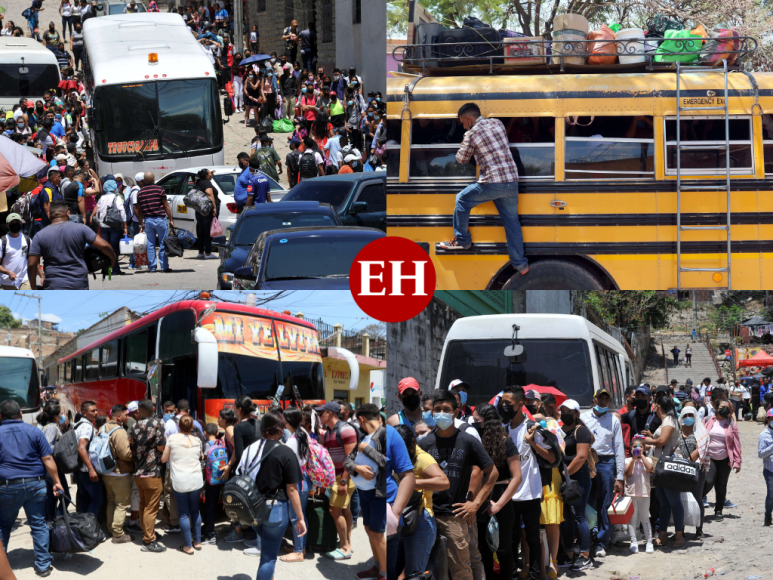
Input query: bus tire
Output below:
<box><xmin>501</xmin><ymin>259</ymin><xmax>607</xmax><ymax>290</ymax></box>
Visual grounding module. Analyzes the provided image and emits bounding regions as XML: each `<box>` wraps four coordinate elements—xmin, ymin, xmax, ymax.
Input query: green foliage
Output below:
<box><xmin>0</xmin><ymin>306</ymin><xmax>21</xmax><ymax>329</ymax></box>
<box><xmin>581</xmin><ymin>291</ymin><xmax>678</xmax><ymax>329</ymax></box>
<box><xmin>707</xmin><ymin>304</ymin><xmax>747</xmax><ymax>333</ymax></box>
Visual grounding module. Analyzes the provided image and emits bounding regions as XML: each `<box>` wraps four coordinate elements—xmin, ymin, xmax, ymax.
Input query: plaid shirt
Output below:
<box><xmin>456</xmin><ymin>117</ymin><xmax>519</xmax><ymax>184</ymax></box>
<box><xmin>760</xmin><ymin>425</ymin><xmax>773</xmax><ymax>473</ymax></box>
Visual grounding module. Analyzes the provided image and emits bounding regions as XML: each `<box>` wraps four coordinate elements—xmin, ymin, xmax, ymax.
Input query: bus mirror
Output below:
<box><xmin>504</xmin><ymin>343</ymin><xmax>527</xmax><ymax>365</ymax></box>
<box><xmin>194</xmin><ymin>327</ymin><xmax>218</xmax><ymax>388</ymax></box>
<box><xmin>40</xmin><ymin>372</ymin><xmax>48</xmax><ymax>388</ymax></box>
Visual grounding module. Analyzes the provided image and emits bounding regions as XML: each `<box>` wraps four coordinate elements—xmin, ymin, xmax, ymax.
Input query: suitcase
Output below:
<box><xmin>305</xmin><ymin>494</ymin><xmax>337</xmax><ymax>554</ymax></box>
<box><xmin>436</xmin><ymin>27</ymin><xmax>504</xmax><ymax>67</ymax></box>
<box><xmin>413</xmin><ymin>22</ymin><xmax>447</xmax><ymax>68</ymax></box>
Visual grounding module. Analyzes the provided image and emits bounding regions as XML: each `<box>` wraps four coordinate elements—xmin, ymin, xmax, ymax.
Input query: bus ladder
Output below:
<box><xmin>675</xmin><ymin>59</ymin><xmax>731</xmax><ymax>290</ymax></box>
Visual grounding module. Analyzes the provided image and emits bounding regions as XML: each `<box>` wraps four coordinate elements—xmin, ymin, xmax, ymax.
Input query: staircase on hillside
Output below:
<box><xmin>661</xmin><ymin>337</ymin><xmax>720</xmax><ymax>385</ymax></box>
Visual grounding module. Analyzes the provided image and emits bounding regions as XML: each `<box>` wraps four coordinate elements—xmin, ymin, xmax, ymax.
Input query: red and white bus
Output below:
<box><xmin>54</xmin><ymin>298</ymin><xmax>324</xmax><ymax>425</ymax></box>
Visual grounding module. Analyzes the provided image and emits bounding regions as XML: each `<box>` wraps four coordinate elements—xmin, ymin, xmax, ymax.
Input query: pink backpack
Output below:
<box><xmin>302</xmin><ymin>437</ymin><xmax>336</xmax><ymax>489</ymax></box>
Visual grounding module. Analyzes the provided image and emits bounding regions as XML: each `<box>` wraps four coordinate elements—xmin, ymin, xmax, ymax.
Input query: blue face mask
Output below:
<box><xmin>459</xmin><ymin>391</ymin><xmax>468</xmax><ymax>405</ymax></box>
<box><xmin>433</xmin><ymin>412</ymin><xmax>454</xmax><ymax>430</ymax></box>
<box><xmin>682</xmin><ymin>417</ymin><xmax>695</xmax><ymax>426</ymax></box>
<box><xmin>422</xmin><ymin>410</ymin><xmax>436</xmax><ymax>427</ymax></box>
<box><xmin>163</xmin><ymin>413</ymin><xmax>175</xmax><ymax>422</ymax></box>
<box><xmin>301</xmin><ymin>87</ymin><xmax>307</xmax><ymax>93</ymax></box>
<box><xmin>367</xmin><ymin>112</ymin><xmax>373</xmax><ymax>118</ymax></box>
<box><xmin>593</xmin><ymin>405</ymin><xmax>609</xmax><ymax>414</ymax></box>
<box><xmin>59</xmin><ymin>415</ymin><xmax>66</xmax><ymax>425</ymax></box>
<box><xmin>347</xmin><ymin>100</ymin><xmax>354</xmax><ymax>106</ymax></box>
<box><xmin>376</xmin><ymin>97</ymin><xmax>381</xmax><ymax>103</ymax></box>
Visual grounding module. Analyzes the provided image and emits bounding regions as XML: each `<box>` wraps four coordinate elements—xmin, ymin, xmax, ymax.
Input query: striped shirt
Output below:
<box><xmin>322</xmin><ymin>420</ymin><xmax>357</xmax><ymax>476</ymax></box>
<box><xmin>456</xmin><ymin>117</ymin><xmax>519</xmax><ymax>184</ymax></box>
<box><xmin>135</xmin><ymin>184</ymin><xmax>167</xmax><ymax>217</ymax></box>
<box><xmin>759</xmin><ymin>425</ymin><xmax>773</xmax><ymax>473</ymax></box>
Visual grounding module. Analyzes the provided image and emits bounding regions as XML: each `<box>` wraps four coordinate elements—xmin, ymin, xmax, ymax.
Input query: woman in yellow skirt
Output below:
<box><xmin>540</xmin><ymin>466</ymin><xmax>564</xmax><ymax>580</ymax></box>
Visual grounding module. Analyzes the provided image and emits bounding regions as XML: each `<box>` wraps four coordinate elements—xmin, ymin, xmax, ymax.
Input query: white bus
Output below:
<box><xmin>436</xmin><ymin>314</ymin><xmax>631</xmax><ymax>409</ymax></box>
<box><xmin>0</xmin><ymin>38</ymin><xmax>61</xmax><ymax>111</ymax></box>
<box><xmin>82</xmin><ymin>13</ymin><xmax>224</xmax><ymax>178</ymax></box>
<box><xmin>0</xmin><ymin>345</ymin><xmax>42</xmax><ymax>424</ymax></box>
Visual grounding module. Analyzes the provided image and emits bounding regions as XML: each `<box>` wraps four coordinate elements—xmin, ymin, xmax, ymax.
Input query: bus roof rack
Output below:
<box><xmin>393</xmin><ymin>36</ymin><xmax>757</xmax><ymax>76</ymax></box>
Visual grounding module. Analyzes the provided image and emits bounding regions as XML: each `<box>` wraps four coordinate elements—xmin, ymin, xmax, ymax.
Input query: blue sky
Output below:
<box><xmin>1</xmin><ymin>291</ymin><xmax>376</xmax><ymax>333</ymax></box>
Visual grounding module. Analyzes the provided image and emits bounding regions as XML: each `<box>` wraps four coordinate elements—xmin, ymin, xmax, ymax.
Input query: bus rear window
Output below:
<box><xmin>0</xmin><ymin>64</ymin><xmax>60</xmax><ymax>98</ymax></box>
<box><xmin>0</xmin><ymin>357</ymin><xmax>39</xmax><ymax>410</ymax></box>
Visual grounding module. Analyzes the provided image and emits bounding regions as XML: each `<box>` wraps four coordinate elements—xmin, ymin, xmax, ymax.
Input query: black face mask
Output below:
<box><xmin>560</xmin><ymin>413</ymin><xmax>575</xmax><ymax>426</ymax></box>
<box><xmin>497</xmin><ymin>403</ymin><xmax>516</xmax><ymax>422</ymax></box>
<box><xmin>8</xmin><ymin>223</ymin><xmax>22</xmax><ymax>234</ymax></box>
<box><xmin>402</xmin><ymin>393</ymin><xmax>421</xmax><ymax>412</ymax></box>
<box><xmin>525</xmin><ymin>404</ymin><xmax>539</xmax><ymax>415</ymax></box>
<box><xmin>471</xmin><ymin>421</ymin><xmax>483</xmax><ymax>433</ymax></box>
<box><xmin>635</xmin><ymin>399</ymin><xmax>650</xmax><ymax>411</ymax></box>
<box><xmin>718</xmin><ymin>406</ymin><xmax>731</xmax><ymax>418</ymax></box>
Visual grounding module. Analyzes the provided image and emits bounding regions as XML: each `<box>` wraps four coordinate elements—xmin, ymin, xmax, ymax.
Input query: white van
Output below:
<box><xmin>0</xmin><ymin>345</ymin><xmax>41</xmax><ymax>424</ymax></box>
<box><xmin>436</xmin><ymin>314</ymin><xmax>631</xmax><ymax>409</ymax></box>
<box><xmin>0</xmin><ymin>38</ymin><xmax>62</xmax><ymax>111</ymax></box>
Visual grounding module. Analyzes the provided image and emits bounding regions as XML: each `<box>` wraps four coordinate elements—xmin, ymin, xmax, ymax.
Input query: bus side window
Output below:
<box><xmin>72</xmin><ymin>358</ymin><xmax>81</xmax><ymax>383</ymax></box>
<box><xmin>594</xmin><ymin>344</ymin><xmax>610</xmax><ymax>393</ymax></box>
<box><xmin>761</xmin><ymin>115</ymin><xmax>773</xmax><ymax>175</ymax></box>
<box><xmin>408</xmin><ymin>118</ymin><xmax>475</xmax><ymax>179</ymax></box>
<box><xmin>101</xmin><ymin>340</ymin><xmax>119</xmax><ymax>379</ymax></box>
<box><xmin>159</xmin><ymin>311</ymin><xmax>196</xmax><ymax>362</ymax></box>
<box><xmin>65</xmin><ymin>362</ymin><xmax>72</xmax><ymax>384</ymax></box>
<box><xmin>665</xmin><ymin>117</ymin><xmax>753</xmax><ymax>175</ymax></box>
<box><xmin>386</xmin><ymin>119</ymin><xmax>401</xmax><ymax>178</ymax></box>
<box><xmin>495</xmin><ymin>116</ymin><xmax>555</xmax><ymax>179</ymax></box>
<box><xmin>125</xmin><ymin>330</ymin><xmax>149</xmax><ymax>376</ymax></box>
<box><xmin>86</xmin><ymin>347</ymin><xmax>100</xmax><ymax>381</ymax></box>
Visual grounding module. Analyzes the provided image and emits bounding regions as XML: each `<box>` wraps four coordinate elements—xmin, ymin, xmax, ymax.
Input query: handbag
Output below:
<box><xmin>559</xmin><ymin>458</ymin><xmax>582</xmax><ymax>504</ymax></box>
<box><xmin>651</xmin><ymin>433</ymin><xmax>700</xmax><ymax>492</ymax></box>
<box><xmin>399</xmin><ymin>490</ymin><xmax>424</xmax><ymax>536</ymax></box>
<box><xmin>49</xmin><ymin>495</ymin><xmax>106</xmax><ymax>553</ymax></box>
<box><xmin>104</xmin><ymin>195</ymin><xmax>124</xmax><ymax>230</ymax></box>
<box><xmin>210</xmin><ymin>216</ymin><xmax>224</xmax><ymax>237</ymax></box>
<box><xmin>163</xmin><ymin>229</ymin><xmax>184</xmax><ymax>258</ymax></box>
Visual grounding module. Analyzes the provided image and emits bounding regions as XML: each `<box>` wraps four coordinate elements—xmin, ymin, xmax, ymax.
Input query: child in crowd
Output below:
<box><xmin>625</xmin><ymin>434</ymin><xmax>654</xmax><ymax>553</ymax></box>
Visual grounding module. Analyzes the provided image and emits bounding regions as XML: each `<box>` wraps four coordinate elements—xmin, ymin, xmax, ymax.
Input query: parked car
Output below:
<box><xmin>215</xmin><ymin>202</ymin><xmax>342</xmax><ymax>289</ymax></box>
<box><xmin>157</xmin><ymin>166</ymin><xmax>285</xmax><ymax>233</ymax></box>
<box><xmin>232</xmin><ymin>227</ymin><xmax>385</xmax><ymax>290</ymax></box>
<box><xmin>280</xmin><ymin>173</ymin><xmax>386</xmax><ymax>232</ymax></box>
<box><xmin>100</xmin><ymin>1</ymin><xmax>147</xmax><ymax>15</ymax></box>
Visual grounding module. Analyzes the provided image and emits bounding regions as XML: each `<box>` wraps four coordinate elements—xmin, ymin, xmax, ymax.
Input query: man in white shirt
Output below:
<box><xmin>74</xmin><ymin>400</ymin><xmax>103</xmax><ymax>515</ymax></box>
<box><xmin>500</xmin><ymin>385</ymin><xmax>556</xmax><ymax>580</ymax></box>
<box><xmin>700</xmin><ymin>377</ymin><xmax>713</xmax><ymax>406</ymax></box>
<box><xmin>580</xmin><ymin>388</ymin><xmax>625</xmax><ymax>558</ymax></box>
<box><xmin>0</xmin><ymin>214</ymin><xmax>31</xmax><ymax>289</ymax></box>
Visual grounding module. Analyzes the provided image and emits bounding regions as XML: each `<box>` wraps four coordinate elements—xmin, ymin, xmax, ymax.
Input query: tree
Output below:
<box><xmin>707</xmin><ymin>304</ymin><xmax>747</xmax><ymax>333</ymax></box>
<box><xmin>359</xmin><ymin>323</ymin><xmax>387</xmax><ymax>340</ymax></box>
<box><xmin>580</xmin><ymin>291</ymin><xmax>678</xmax><ymax>329</ymax></box>
<box><xmin>0</xmin><ymin>306</ymin><xmax>21</xmax><ymax>329</ymax></box>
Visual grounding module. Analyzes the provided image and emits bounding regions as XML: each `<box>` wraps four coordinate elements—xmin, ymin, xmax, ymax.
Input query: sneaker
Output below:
<box><xmin>224</xmin><ymin>530</ymin><xmax>243</xmax><ymax>543</ymax></box>
<box><xmin>204</xmin><ymin>254</ymin><xmax>218</xmax><ymax>259</ymax></box>
<box><xmin>558</xmin><ymin>553</ymin><xmax>576</xmax><ymax>568</ymax></box>
<box><xmin>764</xmin><ymin>517</ymin><xmax>772</xmax><ymax>527</ymax></box>
<box><xmin>244</xmin><ymin>547</ymin><xmax>261</xmax><ymax>556</ymax></box>
<box><xmin>438</xmin><ymin>237</ymin><xmax>471</xmax><ymax>250</ymax></box>
<box><xmin>201</xmin><ymin>534</ymin><xmax>217</xmax><ymax>545</ymax></box>
<box><xmin>161</xmin><ymin>268</ymin><xmax>174</xmax><ymax>273</ymax></box>
<box><xmin>141</xmin><ymin>541</ymin><xmax>167</xmax><ymax>553</ymax></box>
<box><xmin>244</xmin><ymin>538</ymin><xmax>258</xmax><ymax>548</ymax></box>
<box><xmin>714</xmin><ymin>512</ymin><xmax>724</xmax><ymax>522</ymax></box>
<box><xmin>355</xmin><ymin>567</ymin><xmax>380</xmax><ymax>579</ymax></box>
<box><xmin>571</xmin><ymin>555</ymin><xmax>593</xmax><ymax>571</ymax></box>
<box><xmin>645</xmin><ymin>543</ymin><xmax>654</xmax><ymax>554</ymax></box>
<box><xmin>125</xmin><ymin>521</ymin><xmax>142</xmax><ymax>533</ymax></box>
<box><xmin>594</xmin><ymin>546</ymin><xmax>606</xmax><ymax>558</ymax></box>
<box><xmin>35</xmin><ymin>566</ymin><xmax>53</xmax><ymax>578</ymax></box>
<box><xmin>164</xmin><ymin>526</ymin><xmax>181</xmax><ymax>533</ymax></box>
<box><xmin>197</xmin><ymin>253</ymin><xmax>205</xmax><ymax>259</ymax></box>
<box><xmin>695</xmin><ymin>527</ymin><xmax>704</xmax><ymax>539</ymax></box>
<box><xmin>703</xmin><ymin>496</ymin><xmax>709</xmax><ymax>508</ymax></box>
<box><xmin>629</xmin><ymin>542</ymin><xmax>638</xmax><ymax>553</ymax></box>
<box><xmin>723</xmin><ymin>499</ymin><xmax>737</xmax><ymax>508</ymax></box>
<box><xmin>112</xmin><ymin>533</ymin><xmax>133</xmax><ymax>544</ymax></box>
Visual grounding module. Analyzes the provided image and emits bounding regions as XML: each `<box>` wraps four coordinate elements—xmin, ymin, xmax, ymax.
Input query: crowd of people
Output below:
<box><xmin>384</xmin><ymin>375</ymin><xmax>773</xmax><ymax>580</ymax></box>
<box><xmin>0</xmin><ymin>395</ymin><xmax>391</xmax><ymax>579</ymax></box>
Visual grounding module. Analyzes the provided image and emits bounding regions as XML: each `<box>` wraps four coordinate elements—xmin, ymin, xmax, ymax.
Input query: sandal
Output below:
<box><xmin>279</xmin><ymin>552</ymin><xmax>305</xmax><ymax>563</ymax></box>
<box><xmin>673</xmin><ymin>535</ymin><xmax>686</xmax><ymax>549</ymax></box>
<box><xmin>192</xmin><ymin>543</ymin><xmax>202</xmax><ymax>551</ymax></box>
<box><xmin>324</xmin><ymin>549</ymin><xmax>348</xmax><ymax>560</ymax></box>
<box><xmin>178</xmin><ymin>545</ymin><xmax>194</xmax><ymax>555</ymax></box>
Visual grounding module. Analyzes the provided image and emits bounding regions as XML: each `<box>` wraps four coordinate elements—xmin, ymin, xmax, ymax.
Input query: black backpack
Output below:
<box><xmin>224</xmin><ymin>95</ymin><xmax>234</xmax><ymax>117</ymax></box>
<box><xmin>53</xmin><ymin>419</ymin><xmax>90</xmax><ymax>473</ymax></box>
<box><xmin>299</xmin><ymin>150</ymin><xmax>318</xmax><ymax>179</ymax></box>
<box><xmin>222</xmin><ymin>441</ymin><xmax>280</xmax><ymax>527</ymax></box>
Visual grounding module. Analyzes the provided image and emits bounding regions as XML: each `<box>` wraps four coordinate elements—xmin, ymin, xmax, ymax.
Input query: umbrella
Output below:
<box><xmin>523</xmin><ymin>384</ymin><xmax>569</xmax><ymax>408</ymax></box>
<box><xmin>239</xmin><ymin>54</ymin><xmax>272</xmax><ymax>66</ymax></box>
<box><xmin>0</xmin><ymin>138</ymin><xmax>47</xmax><ymax>191</ymax></box>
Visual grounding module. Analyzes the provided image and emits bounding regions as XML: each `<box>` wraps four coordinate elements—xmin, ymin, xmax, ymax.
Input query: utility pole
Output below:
<box><xmin>15</xmin><ymin>291</ymin><xmax>43</xmax><ymax>371</ymax></box>
<box><xmin>233</xmin><ymin>0</ymin><xmax>244</xmax><ymax>54</ymax></box>
<box><xmin>693</xmin><ymin>290</ymin><xmax>698</xmax><ymax>328</ymax></box>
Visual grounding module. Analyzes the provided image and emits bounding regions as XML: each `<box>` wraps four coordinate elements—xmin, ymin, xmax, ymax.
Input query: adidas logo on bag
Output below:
<box><xmin>664</xmin><ymin>462</ymin><xmax>696</xmax><ymax>476</ymax></box>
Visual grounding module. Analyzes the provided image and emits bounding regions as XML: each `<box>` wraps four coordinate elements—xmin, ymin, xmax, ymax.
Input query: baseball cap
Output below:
<box><xmin>344</xmin><ymin>154</ymin><xmax>358</xmax><ymax>163</ymax></box>
<box><xmin>635</xmin><ymin>385</ymin><xmax>651</xmax><ymax>396</ymax></box>
<box><xmin>525</xmin><ymin>389</ymin><xmax>541</xmax><ymax>401</ymax></box>
<box><xmin>448</xmin><ymin>379</ymin><xmax>470</xmax><ymax>391</ymax></box>
<box><xmin>6</xmin><ymin>213</ymin><xmax>24</xmax><ymax>224</ymax></box>
<box><xmin>289</xmin><ymin>136</ymin><xmax>301</xmax><ymax>146</ymax></box>
<box><xmin>559</xmin><ymin>399</ymin><xmax>580</xmax><ymax>412</ymax></box>
<box><xmin>55</xmin><ymin>153</ymin><xmax>67</xmax><ymax>161</ymax></box>
<box><xmin>314</xmin><ymin>401</ymin><xmax>341</xmax><ymax>414</ymax></box>
<box><xmin>767</xmin><ymin>408</ymin><xmax>773</xmax><ymax>418</ymax></box>
<box><xmin>594</xmin><ymin>388</ymin><xmax>611</xmax><ymax>398</ymax></box>
<box><xmin>283</xmin><ymin>63</ymin><xmax>292</xmax><ymax>70</ymax></box>
<box><xmin>655</xmin><ymin>384</ymin><xmax>670</xmax><ymax>395</ymax></box>
<box><xmin>134</xmin><ymin>172</ymin><xmax>144</xmax><ymax>183</ymax></box>
<box><xmin>397</xmin><ymin>377</ymin><xmax>420</xmax><ymax>394</ymax></box>
<box><xmin>127</xmin><ymin>401</ymin><xmax>138</xmax><ymax>413</ymax></box>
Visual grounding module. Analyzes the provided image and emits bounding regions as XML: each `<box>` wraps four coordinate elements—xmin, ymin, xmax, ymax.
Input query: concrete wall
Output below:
<box><xmin>336</xmin><ymin>0</ymin><xmax>386</xmax><ymax>94</ymax></box>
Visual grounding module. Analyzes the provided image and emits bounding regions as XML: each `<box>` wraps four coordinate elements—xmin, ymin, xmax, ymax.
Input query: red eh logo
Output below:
<box><xmin>349</xmin><ymin>237</ymin><xmax>436</xmax><ymax>323</ymax></box>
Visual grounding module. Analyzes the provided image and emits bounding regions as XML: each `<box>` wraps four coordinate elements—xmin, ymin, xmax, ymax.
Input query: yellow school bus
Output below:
<box><xmin>386</xmin><ymin>62</ymin><xmax>773</xmax><ymax>290</ymax></box>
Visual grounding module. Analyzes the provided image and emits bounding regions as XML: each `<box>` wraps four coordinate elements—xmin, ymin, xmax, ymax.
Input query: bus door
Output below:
<box><xmin>160</xmin><ymin>356</ymin><xmax>199</xmax><ymax>419</ymax></box>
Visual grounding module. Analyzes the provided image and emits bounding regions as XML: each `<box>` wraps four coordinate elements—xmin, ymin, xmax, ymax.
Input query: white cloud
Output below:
<box><xmin>11</xmin><ymin>312</ymin><xmax>22</xmax><ymax>320</ymax></box>
<box><xmin>40</xmin><ymin>313</ymin><xmax>62</xmax><ymax>324</ymax></box>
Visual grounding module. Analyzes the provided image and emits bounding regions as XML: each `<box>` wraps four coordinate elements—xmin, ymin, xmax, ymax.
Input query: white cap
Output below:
<box><xmin>559</xmin><ymin>399</ymin><xmax>580</xmax><ymax>412</ymax></box>
<box><xmin>127</xmin><ymin>401</ymin><xmax>139</xmax><ymax>413</ymax></box>
<box><xmin>134</xmin><ymin>172</ymin><xmax>144</xmax><ymax>183</ymax></box>
<box><xmin>344</xmin><ymin>154</ymin><xmax>358</xmax><ymax>163</ymax></box>
<box><xmin>56</xmin><ymin>153</ymin><xmax>68</xmax><ymax>161</ymax></box>
<box><xmin>283</xmin><ymin>63</ymin><xmax>292</xmax><ymax>70</ymax></box>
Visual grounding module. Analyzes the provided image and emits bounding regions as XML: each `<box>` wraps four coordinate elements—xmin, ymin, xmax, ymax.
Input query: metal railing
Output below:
<box><xmin>393</xmin><ymin>36</ymin><xmax>758</xmax><ymax>74</ymax></box>
<box><xmin>309</xmin><ymin>318</ymin><xmax>386</xmax><ymax>360</ymax></box>
<box><xmin>706</xmin><ymin>334</ymin><xmax>724</xmax><ymax>379</ymax></box>
<box><xmin>660</xmin><ymin>335</ymin><xmax>669</xmax><ymax>383</ymax></box>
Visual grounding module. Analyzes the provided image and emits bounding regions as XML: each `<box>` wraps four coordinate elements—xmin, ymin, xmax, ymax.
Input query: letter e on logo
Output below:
<box><xmin>350</xmin><ymin>237</ymin><xmax>435</xmax><ymax>323</ymax></box>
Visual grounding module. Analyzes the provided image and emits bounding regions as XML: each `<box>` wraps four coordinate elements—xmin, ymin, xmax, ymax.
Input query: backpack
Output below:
<box><xmin>32</xmin><ymin>185</ymin><xmax>62</xmax><ymax>219</ymax></box>
<box><xmin>88</xmin><ymin>425</ymin><xmax>121</xmax><ymax>474</ymax></box>
<box><xmin>222</xmin><ymin>441</ymin><xmax>280</xmax><ymax>527</ymax></box>
<box><xmin>103</xmin><ymin>195</ymin><xmax>124</xmax><ymax>230</ymax></box>
<box><xmin>1</xmin><ymin>234</ymin><xmax>31</xmax><ymax>263</ymax></box>
<box><xmin>299</xmin><ymin>149</ymin><xmax>318</xmax><ymax>179</ymax></box>
<box><xmin>22</xmin><ymin>8</ymin><xmax>32</xmax><ymax>19</ymax></box>
<box><xmin>124</xmin><ymin>186</ymin><xmax>137</xmax><ymax>221</ymax></box>
<box><xmin>223</xmin><ymin>95</ymin><xmax>234</xmax><ymax>117</ymax></box>
<box><xmin>302</xmin><ymin>436</ymin><xmax>336</xmax><ymax>489</ymax></box>
<box><xmin>53</xmin><ymin>419</ymin><xmax>91</xmax><ymax>473</ymax></box>
<box><xmin>205</xmin><ymin>439</ymin><xmax>230</xmax><ymax>485</ymax></box>
<box><xmin>11</xmin><ymin>191</ymin><xmax>33</xmax><ymax>223</ymax></box>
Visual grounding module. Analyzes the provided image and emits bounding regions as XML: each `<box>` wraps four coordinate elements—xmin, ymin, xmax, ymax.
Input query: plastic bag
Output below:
<box><xmin>585</xmin><ymin>503</ymin><xmax>597</xmax><ymax>530</ymax></box>
<box><xmin>133</xmin><ymin>231</ymin><xmax>147</xmax><ymax>253</ymax></box>
<box><xmin>701</xmin><ymin>28</ymin><xmax>740</xmax><ymax>63</ymax></box>
<box><xmin>668</xmin><ymin>492</ymin><xmax>701</xmax><ymax>527</ymax></box>
<box><xmin>645</xmin><ymin>14</ymin><xmax>685</xmax><ymax>38</ymax></box>
<box><xmin>210</xmin><ymin>216</ymin><xmax>224</xmax><ymax>238</ymax></box>
<box><xmin>609</xmin><ymin>23</ymin><xmax>622</xmax><ymax>33</ymax></box>
<box><xmin>486</xmin><ymin>516</ymin><xmax>499</xmax><ymax>552</ymax></box>
<box><xmin>588</xmin><ymin>25</ymin><xmax>617</xmax><ymax>65</ymax></box>
<box><xmin>273</xmin><ymin>118</ymin><xmax>294</xmax><ymax>133</ymax></box>
<box><xmin>654</xmin><ymin>29</ymin><xmax>702</xmax><ymax>63</ymax></box>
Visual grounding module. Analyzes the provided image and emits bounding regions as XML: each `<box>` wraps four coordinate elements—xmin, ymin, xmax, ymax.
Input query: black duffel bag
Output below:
<box><xmin>163</xmin><ymin>230</ymin><xmax>184</xmax><ymax>258</ymax></box>
<box><xmin>84</xmin><ymin>245</ymin><xmax>112</xmax><ymax>274</ymax></box>
<box><xmin>652</xmin><ymin>443</ymin><xmax>700</xmax><ymax>493</ymax></box>
<box><xmin>49</xmin><ymin>496</ymin><xmax>105</xmax><ymax>553</ymax></box>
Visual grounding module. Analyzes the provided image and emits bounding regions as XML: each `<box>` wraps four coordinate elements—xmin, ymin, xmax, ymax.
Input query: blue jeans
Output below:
<box><xmin>101</xmin><ymin>226</ymin><xmax>124</xmax><ymax>274</ymax></box>
<box><xmin>764</xmin><ymin>469</ymin><xmax>773</xmax><ymax>520</ymax></box>
<box><xmin>144</xmin><ymin>216</ymin><xmax>169</xmax><ymax>271</ymax></box>
<box><xmin>173</xmin><ymin>488</ymin><xmax>202</xmax><ymax>548</ymax></box>
<box><xmin>594</xmin><ymin>456</ymin><xmax>616</xmax><ymax>549</ymax></box>
<box><xmin>560</xmin><ymin>463</ymin><xmax>592</xmax><ymax>554</ymax></box>
<box><xmin>256</xmin><ymin>500</ymin><xmax>290</xmax><ymax>580</ymax></box>
<box><xmin>45</xmin><ymin>469</ymin><xmax>70</xmax><ymax>521</ymax></box>
<box><xmin>128</xmin><ymin>221</ymin><xmax>140</xmax><ymax>267</ymax></box>
<box><xmin>0</xmin><ymin>479</ymin><xmax>52</xmax><ymax>573</ymax></box>
<box><xmin>656</xmin><ymin>486</ymin><xmax>684</xmax><ymax>533</ymax></box>
<box><xmin>452</xmin><ymin>181</ymin><xmax>528</xmax><ymax>271</ymax></box>
<box><xmin>62</xmin><ymin>15</ymin><xmax>72</xmax><ymax>37</ymax></box>
<box><xmin>350</xmin><ymin>487</ymin><xmax>361</xmax><ymax>523</ymax></box>
<box><xmin>290</xmin><ymin>474</ymin><xmax>311</xmax><ymax>553</ymax></box>
<box><xmin>75</xmin><ymin>470</ymin><xmax>103</xmax><ymax>516</ymax></box>
<box><xmin>397</xmin><ymin>508</ymin><xmax>436</xmax><ymax>578</ymax></box>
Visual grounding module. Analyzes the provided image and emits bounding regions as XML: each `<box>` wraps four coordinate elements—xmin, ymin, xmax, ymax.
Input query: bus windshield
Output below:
<box><xmin>439</xmin><ymin>338</ymin><xmax>594</xmax><ymax>408</ymax></box>
<box><xmin>94</xmin><ymin>78</ymin><xmax>223</xmax><ymax>160</ymax></box>
<box><xmin>0</xmin><ymin>64</ymin><xmax>60</xmax><ymax>98</ymax></box>
<box><xmin>0</xmin><ymin>357</ymin><xmax>40</xmax><ymax>410</ymax></box>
